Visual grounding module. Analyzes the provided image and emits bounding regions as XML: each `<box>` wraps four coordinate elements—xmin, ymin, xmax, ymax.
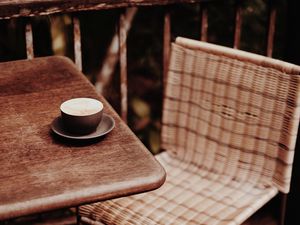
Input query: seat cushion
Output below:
<box><xmin>79</xmin><ymin>152</ymin><xmax>278</xmax><ymax>225</ymax></box>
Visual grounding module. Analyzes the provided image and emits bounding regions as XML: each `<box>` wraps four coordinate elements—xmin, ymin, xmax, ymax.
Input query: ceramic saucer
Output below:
<box><xmin>51</xmin><ymin>113</ymin><xmax>115</xmax><ymax>140</ymax></box>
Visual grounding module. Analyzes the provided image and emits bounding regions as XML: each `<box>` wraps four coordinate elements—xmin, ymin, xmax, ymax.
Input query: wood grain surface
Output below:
<box><xmin>0</xmin><ymin>0</ymin><xmax>217</xmax><ymax>19</ymax></box>
<box><xmin>0</xmin><ymin>56</ymin><xmax>166</xmax><ymax>220</ymax></box>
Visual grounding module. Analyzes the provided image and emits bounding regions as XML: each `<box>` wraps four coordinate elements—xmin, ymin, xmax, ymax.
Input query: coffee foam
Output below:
<box><xmin>61</xmin><ymin>98</ymin><xmax>103</xmax><ymax>116</ymax></box>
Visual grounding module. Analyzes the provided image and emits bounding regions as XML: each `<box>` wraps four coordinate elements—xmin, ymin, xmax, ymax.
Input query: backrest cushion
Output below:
<box><xmin>161</xmin><ymin>37</ymin><xmax>300</xmax><ymax>193</ymax></box>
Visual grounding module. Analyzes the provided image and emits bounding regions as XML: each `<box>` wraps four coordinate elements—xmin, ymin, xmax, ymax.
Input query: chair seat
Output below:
<box><xmin>79</xmin><ymin>152</ymin><xmax>278</xmax><ymax>225</ymax></box>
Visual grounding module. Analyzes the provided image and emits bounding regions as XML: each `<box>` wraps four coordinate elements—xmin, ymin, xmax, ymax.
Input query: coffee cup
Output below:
<box><xmin>60</xmin><ymin>98</ymin><xmax>103</xmax><ymax>134</ymax></box>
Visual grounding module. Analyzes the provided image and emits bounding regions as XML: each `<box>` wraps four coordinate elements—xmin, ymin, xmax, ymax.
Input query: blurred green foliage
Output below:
<box><xmin>0</xmin><ymin>0</ymin><xmax>289</xmax><ymax>154</ymax></box>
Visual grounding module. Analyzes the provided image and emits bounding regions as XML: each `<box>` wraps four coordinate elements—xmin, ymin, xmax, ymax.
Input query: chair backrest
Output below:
<box><xmin>161</xmin><ymin>37</ymin><xmax>300</xmax><ymax>193</ymax></box>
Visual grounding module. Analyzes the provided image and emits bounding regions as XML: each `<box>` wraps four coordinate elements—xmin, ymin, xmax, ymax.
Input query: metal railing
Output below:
<box><xmin>0</xmin><ymin>0</ymin><xmax>279</xmax><ymax>123</ymax></box>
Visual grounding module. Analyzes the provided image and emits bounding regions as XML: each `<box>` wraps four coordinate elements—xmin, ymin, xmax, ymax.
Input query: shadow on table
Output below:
<box><xmin>50</xmin><ymin>130</ymin><xmax>106</xmax><ymax>147</ymax></box>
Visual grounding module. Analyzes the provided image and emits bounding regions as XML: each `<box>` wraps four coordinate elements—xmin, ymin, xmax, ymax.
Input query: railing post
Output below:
<box><xmin>95</xmin><ymin>8</ymin><xmax>137</xmax><ymax>94</ymax></box>
<box><xmin>119</xmin><ymin>9</ymin><xmax>128</xmax><ymax>123</ymax></box>
<box><xmin>73</xmin><ymin>16</ymin><xmax>82</xmax><ymax>71</ymax></box>
<box><xmin>25</xmin><ymin>21</ymin><xmax>34</xmax><ymax>59</ymax></box>
<box><xmin>163</xmin><ymin>9</ymin><xmax>171</xmax><ymax>85</ymax></box>
<box><xmin>266</xmin><ymin>0</ymin><xmax>277</xmax><ymax>57</ymax></box>
<box><xmin>234</xmin><ymin>0</ymin><xmax>242</xmax><ymax>49</ymax></box>
<box><xmin>200</xmin><ymin>3</ymin><xmax>208</xmax><ymax>42</ymax></box>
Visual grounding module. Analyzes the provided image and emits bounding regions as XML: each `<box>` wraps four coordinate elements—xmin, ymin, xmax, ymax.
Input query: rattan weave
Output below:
<box><xmin>79</xmin><ymin>37</ymin><xmax>300</xmax><ymax>225</ymax></box>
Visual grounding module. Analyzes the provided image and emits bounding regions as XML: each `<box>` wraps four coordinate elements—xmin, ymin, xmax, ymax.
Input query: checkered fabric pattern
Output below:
<box><xmin>79</xmin><ymin>37</ymin><xmax>300</xmax><ymax>225</ymax></box>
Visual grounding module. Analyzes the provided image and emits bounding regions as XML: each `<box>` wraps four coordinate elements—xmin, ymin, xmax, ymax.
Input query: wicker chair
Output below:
<box><xmin>79</xmin><ymin>37</ymin><xmax>300</xmax><ymax>225</ymax></box>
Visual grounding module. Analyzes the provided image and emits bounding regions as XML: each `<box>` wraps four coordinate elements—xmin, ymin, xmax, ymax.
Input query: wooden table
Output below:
<box><xmin>0</xmin><ymin>56</ymin><xmax>166</xmax><ymax>220</ymax></box>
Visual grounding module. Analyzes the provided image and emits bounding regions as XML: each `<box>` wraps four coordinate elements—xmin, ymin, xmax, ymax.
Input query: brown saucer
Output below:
<box><xmin>51</xmin><ymin>113</ymin><xmax>115</xmax><ymax>140</ymax></box>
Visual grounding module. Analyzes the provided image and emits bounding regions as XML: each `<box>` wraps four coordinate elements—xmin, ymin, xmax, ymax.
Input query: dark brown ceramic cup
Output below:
<box><xmin>60</xmin><ymin>98</ymin><xmax>103</xmax><ymax>135</ymax></box>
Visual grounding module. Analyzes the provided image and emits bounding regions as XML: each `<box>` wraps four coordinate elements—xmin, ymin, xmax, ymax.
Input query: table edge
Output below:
<box><xmin>0</xmin><ymin>165</ymin><xmax>166</xmax><ymax>221</ymax></box>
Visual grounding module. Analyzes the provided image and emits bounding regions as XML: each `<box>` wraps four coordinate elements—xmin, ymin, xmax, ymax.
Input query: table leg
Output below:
<box><xmin>76</xmin><ymin>206</ymin><xmax>81</xmax><ymax>225</ymax></box>
<box><xmin>280</xmin><ymin>193</ymin><xmax>288</xmax><ymax>225</ymax></box>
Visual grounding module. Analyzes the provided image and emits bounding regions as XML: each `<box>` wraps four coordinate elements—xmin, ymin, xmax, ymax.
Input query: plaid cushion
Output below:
<box><xmin>80</xmin><ymin>37</ymin><xmax>300</xmax><ymax>225</ymax></box>
<box><xmin>80</xmin><ymin>152</ymin><xmax>278</xmax><ymax>225</ymax></box>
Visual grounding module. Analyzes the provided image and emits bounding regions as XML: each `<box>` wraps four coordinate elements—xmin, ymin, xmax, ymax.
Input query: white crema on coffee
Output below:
<box><xmin>61</xmin><ymin>98</ymin><xmax>103</xmax><ymax>116</ymax></box>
